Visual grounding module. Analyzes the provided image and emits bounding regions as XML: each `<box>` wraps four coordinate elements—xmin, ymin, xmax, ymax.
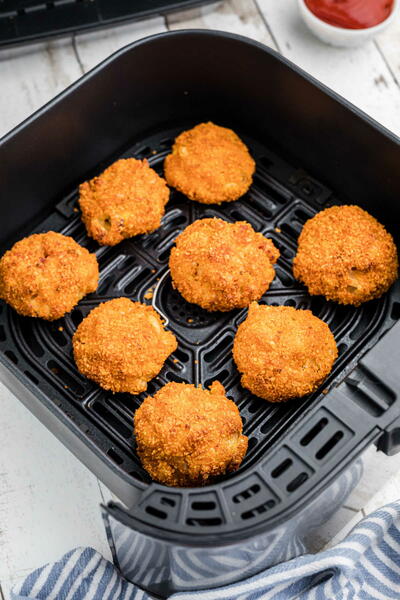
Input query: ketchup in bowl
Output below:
<box><xmin>304</xmin><ymin>0</ymin><xmax>394</xmax><ymax>29</ymax></box>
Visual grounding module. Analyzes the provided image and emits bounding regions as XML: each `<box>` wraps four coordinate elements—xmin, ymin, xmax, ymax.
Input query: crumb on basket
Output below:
<box><xmin>187</xmin><ymin>318</ymin><xmax>194</xmax><ymax>323</ymax></box>
<box><xmin>144</xmin><ymin>291</ymin><xmax>153</xmax><ymax>300</ymax></box>
<box><xmin>275</xmin><ymin>227</ymin><xmax>281</xmax><ymax>233</ymax></box>
<box><xmin>58</xmin><ymin>326</ymin><xmax>63</xmax><ymax>332</ymax></box>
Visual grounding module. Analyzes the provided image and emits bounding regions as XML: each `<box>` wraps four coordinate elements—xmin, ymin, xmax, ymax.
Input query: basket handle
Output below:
<box><xmin>325</xmin><ymin>320</ymin><xmax>400</xmax><ymax>456</ymax></box>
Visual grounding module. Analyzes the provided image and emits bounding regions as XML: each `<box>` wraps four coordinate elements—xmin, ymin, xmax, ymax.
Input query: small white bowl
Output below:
<box><xmin>298</xmin><ymin>0</ymin><xmax>398</xmax><ymax>47</ymax></box>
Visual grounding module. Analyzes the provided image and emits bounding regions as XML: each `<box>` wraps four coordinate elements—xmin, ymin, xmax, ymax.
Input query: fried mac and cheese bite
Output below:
<box><xmin>79</xmin><ymin>158</ymin><xmax>169</xmax><ymax>246</ymax></box>
<box><xmin>233</xmin><ymin>303</ymin><xmax>337</xmax><ymax>402</ymax></box>
<box><xmin>73</xmin><ymin>298</ymin><xmax>177</xmax><ymax>394</ymax></box>
<box><xmin>293</xmin><ymin>205</ymin><xmax>398</xmax><ymax>306</ymax></box>
<box><xmin>164</xmin><ymin>122</ymin><xmax>255</xmax><ymax>204</ymax></box>
<box><xmin>0</xmin><ymin>231</ymin><xmax>98</xmax><ymax>320</ymax></box>
<box><xmin>134</xmin><ymin>381</ymin><xmax>248</xmax><ymax>487</ymax></box>
<box><xmin>169</xmin><ymin>218</ymin><xmax>279</xmax><ymax>311</ymax></box>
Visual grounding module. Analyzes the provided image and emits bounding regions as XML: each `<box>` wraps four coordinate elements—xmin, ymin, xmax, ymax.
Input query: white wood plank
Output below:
<box><xmin>98</xmin><ymin>480</ymin><xmax>120</xmax><ymax>505</ymax></box>
<box><xmin>345</xmin><ymin>445</ymin><xmax>400</xmax><ymax>512</ymax></box>
<box><xmin>305</xmin><ymin>505</ymin><xmax>361</xmax><ymax>552</ymax></box>
<box><xmin>167</xmin><ymin>0</ymin><xmax>276</xmax><ymax>48</ymax></box>
<box><xmin>74</xmin><ymin>17</ymin><xmax>167</xmax><ymax>73</ymax></box>
<box><xmin>256</xmin><ymin>0</ymin><xmax>400</xmax><ymax>136</ymax></box>
<box><xmin>375</xmin><ymin>18</ymin><xmax>400</xmax><ymax>90</ymax></box>
<box><xmin>0</xmin><ymin>382</ymin><xmax>111</xmax><ymax>597</ymax></box>
<box><xmin>362</xmin><ymin>471</ymin><xmax>400</xmax><ymax>515</ymax></box>
<box><xmin>0</xmin><ymin>39</ymin><xmax>82</xmax><ymax>138</ymax></box>
<box><xmin>323</xmin><ymin>508</ymin><xmax>364</xmax><ymax>550</ymax></box>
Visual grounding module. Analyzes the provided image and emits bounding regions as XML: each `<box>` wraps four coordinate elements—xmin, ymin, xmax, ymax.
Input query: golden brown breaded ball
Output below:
<box><xmin>164</xmin><ymin>122</ymin><xmax>255</xmax><ymax>204</ymax></box>
<box><xmin>134</xmin><ymin>381</ymin><xmax>248</xmax><ymax>487</ymax></box>
<box><xmin>79</xmin><ymin>158</ymin><xmax>169</xmax><ymax>246</ymax></box>
<box><xmin>73</xmin><ymin>298</ymin><xmax>177</xmax><ymax>394</ymax></box>
<box><xmin>293</xmin><ymin>205</ymin><xmax>398</xmax><ymax>306</ymax></box>
<box><xmin>0</xmin><ymin>232</ymin><xmax>98</xmax><ymax>320</ymax></box>
<box><xmin>169</xmin><ymin>218</ymin><xmax>280</xmax><ymax>312</ymax></box>
<box><xmin>233</xmin><ymin>303</ymin><xmax>337</xmax><ymax>402</ymax></box>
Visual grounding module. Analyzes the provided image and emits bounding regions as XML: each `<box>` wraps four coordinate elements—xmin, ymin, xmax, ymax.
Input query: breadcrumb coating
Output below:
<box><xmin>134</xmin><ymin>381</ymin><xmax>248</xmax><ymax>487</ymax></box>
<box><xmin>164</xmin><ymin>122</ymin><xmax>255</xmax><ymax>204</ymax></box>
<box><xmin>79</xmin><ymin>158</ymin><xmax>169</xmax><ymax>246</ymax></box>
<box><xmin>0</xmin><ymin>231</ymin><xmax>98</xmax><ymax>320</ymax></box>
<box><xmin>73</xmin><ymin>298</ymin><xmax>177</xmax><ymax>394</ymax></box>
<box><xmin>233</xmin><ymin>303</ymin><xmax>337</xmax><ymax>402</ymax></box>
<box><xmin>293</xmin><ymin>205</ymin><xmax>398</xmax><ymax>306</ymax></box>
<box><xmin>169</xmin><ymin>218</ymin><xmax>280</xmax><ymax>311</ymax></box>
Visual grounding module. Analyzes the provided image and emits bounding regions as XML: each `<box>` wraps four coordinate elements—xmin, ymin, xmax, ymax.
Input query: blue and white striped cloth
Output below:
<box><xmin>11</xmin><ymin>500</ymin><xmax>400</xmax><ymax>600</ymax></box>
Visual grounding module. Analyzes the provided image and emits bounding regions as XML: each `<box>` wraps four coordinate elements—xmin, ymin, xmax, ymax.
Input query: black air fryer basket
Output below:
<box><xmin>1</xmin><ymin>30</ymin><xmax>400</xmax><ymax>596</ymax></box>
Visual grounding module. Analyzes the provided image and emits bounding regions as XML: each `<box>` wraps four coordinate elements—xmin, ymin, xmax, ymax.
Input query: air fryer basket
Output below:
<box><xmin>1</xmin><ymin>29</ymin><xmax>400</xmax><ymax>589</ymax></box>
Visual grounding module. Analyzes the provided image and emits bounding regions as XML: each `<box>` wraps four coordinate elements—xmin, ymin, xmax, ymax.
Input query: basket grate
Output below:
<box><xmin>1</xmin><ymin>126</ymin><xmax>399</xmax><ymax>530</ymax></box>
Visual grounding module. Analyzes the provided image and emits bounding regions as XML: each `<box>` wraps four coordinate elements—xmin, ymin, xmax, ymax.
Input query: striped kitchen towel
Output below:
<box><xmin>11</xmin><ymin>500</ymin><xmax>400</xmax><ymax>600</ymax></box>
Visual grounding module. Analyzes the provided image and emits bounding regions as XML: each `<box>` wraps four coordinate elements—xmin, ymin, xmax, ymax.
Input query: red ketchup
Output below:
<box><xmin>304</xmin><ymin>0</ymin><xmax>394</xmax><ymax>29</ymax></box>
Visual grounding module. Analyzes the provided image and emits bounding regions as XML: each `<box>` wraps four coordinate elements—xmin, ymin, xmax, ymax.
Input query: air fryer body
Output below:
<box><xmin>1</xmin><ymin>30</ymin><xmax>400</xmax><ymax>599</ymax></box>
<box><xmin>105</xmin><ymin>461</ymin><xmax>362</xmax><ymax>595</ymax></box>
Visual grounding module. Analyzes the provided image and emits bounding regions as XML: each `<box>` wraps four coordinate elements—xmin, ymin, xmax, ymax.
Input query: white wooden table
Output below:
<box><xmin>1</xmin><ymin>2</ymin><xmax>400</xmax><ymax>597</ymax></box>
